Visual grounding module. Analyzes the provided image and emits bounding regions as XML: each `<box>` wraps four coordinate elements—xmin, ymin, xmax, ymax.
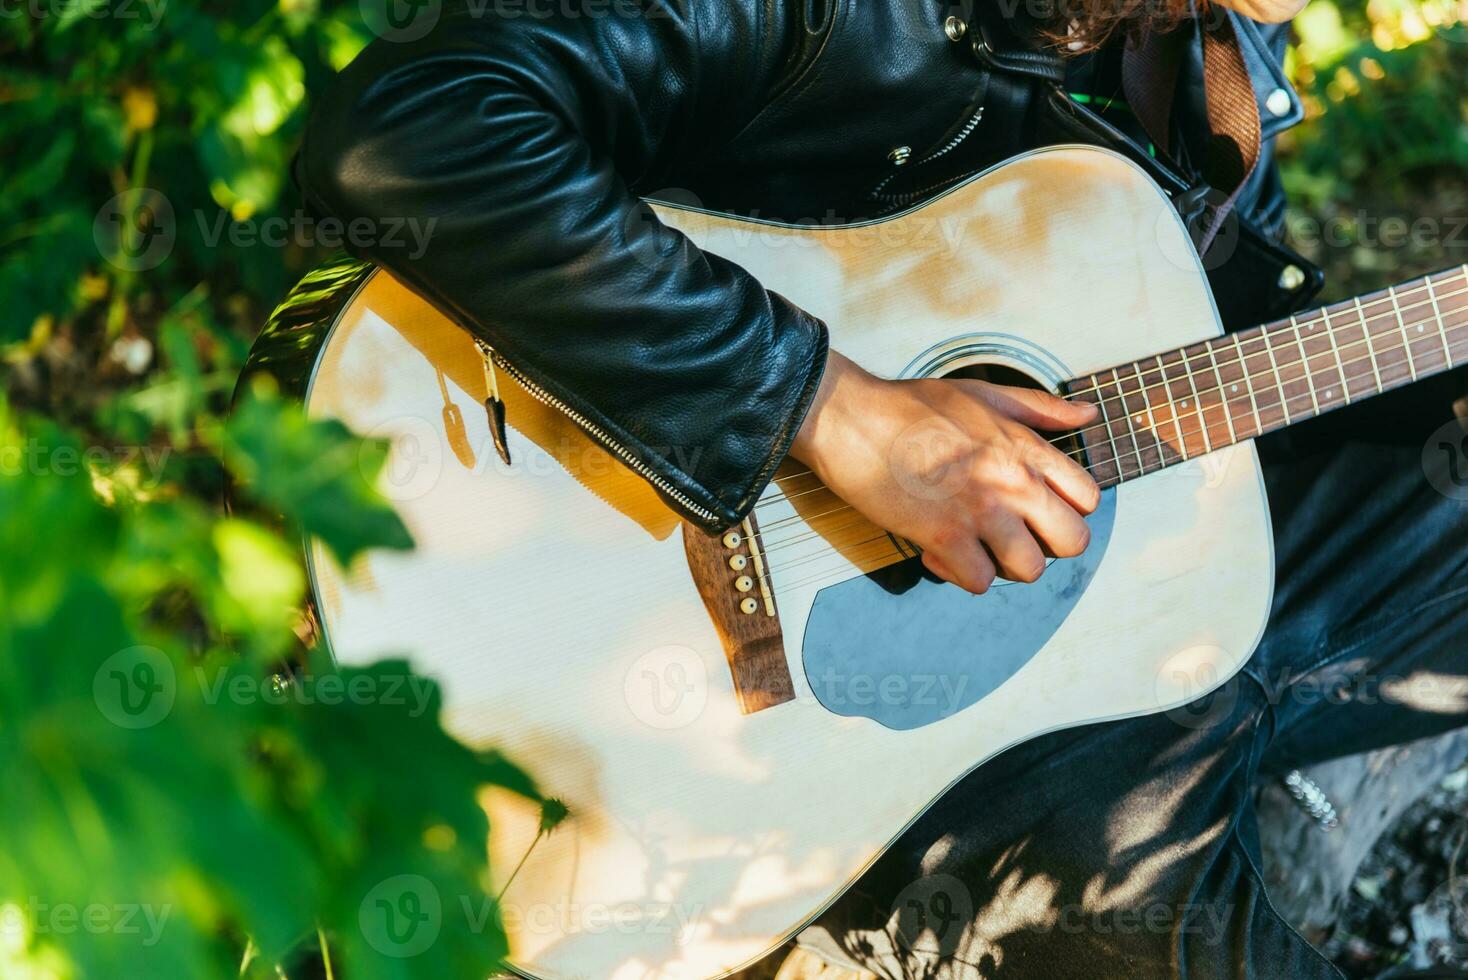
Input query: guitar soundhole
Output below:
<box><xmin>799</xmin><ymin>357</ymin><xmax>1118</xmax><ymax>730</ymax></box>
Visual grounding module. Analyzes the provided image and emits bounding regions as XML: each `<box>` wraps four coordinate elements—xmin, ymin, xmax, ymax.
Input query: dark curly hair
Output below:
<box><xmin>1030</xmin><ymin>0</ymin><xmax>1203</xmax><ymax>53</ymax></box>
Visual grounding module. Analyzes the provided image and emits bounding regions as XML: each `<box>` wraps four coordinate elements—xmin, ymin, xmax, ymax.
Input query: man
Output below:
<box><xmin>300</xmin><ymin>1</ymin><xmax>1468</xmax><ymax>974</ymax></box>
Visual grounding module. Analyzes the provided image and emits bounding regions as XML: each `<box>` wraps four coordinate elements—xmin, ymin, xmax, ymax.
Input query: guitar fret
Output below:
<box><xmin>1087</xmin><ymin>379</ymin><xmax>1123</xmax><ymax>485</ymax></box>
<box><xmin>1202</xmin><ymin>341</ymin><xmax>1237</xmax><ymax>445</ymax></box>
<box><xmin>1239</xmin><ymin>330</ymin><xmax>1287</xmax><ymax>431</ymax></box>
<box><xmin>1209</xmin><ymin>336</ymin><xmax>1255</xmax><ymax>440</ymax></box>
<box><xmin>1325</xmin><ymin>304</ymin><xmax>1380</xmax><ymax>402</ymax></box>
<box><xmin>1388</xmin><ymin>284</ymin><xmax>1418</xmax><ymax>381</ymax></box>
<box><xmin>1324</xmin><ymin>309</ymin><xmax>1352</xmax><ymax>406</ymax></box>
<box><xmin>1296</xmin><ymin>317</ymin><xmax>1340</xmax><ymax>413</ymax></box>
<box><xmin>1139</xmin><ymin>356</ymin><xmax>1186</xmax><ymax>465</ymax></box>
<box><xmin>1095</xmin><ymin>370</ymin><xmax>1145</xmax><ymax>481</ymax></box>
<box><xmin>1403</xmin><ymin>281</ymin><xmax>1452</xmax><ymax>375</ymax></box>
<box><xmin>1162</xmin><ymin>353</ymin><xmax>1205</xmax><ymax>454</ymax></box>
<box><xmin>1288</xmin><ymin>315</ymin><xmax>1321</xmax><ymax>416</ymax></box>
<box><xmin>1427</xmin><ymin>274</ymin><xmax>1452</xmax><ymax>369</ymax></box>
<box><xmin>1154</xmin><ymin>355</ymin><xmax>1190</xmax><ymax>460</ymax></box>
<box><xmin>1355</xmin><ymin>296</ymin><xmax>1386</xmax><ymax>393</ymax></box>
<box><xmin>1261</xmin><ymin>325</ymin><xmax>1292</xmax><ymax>426</ymax></box>
<box><xmin>1230</xmin><ymin>332</ymin><xmax>1264</xmax><ymax>437</ymax></box>
<box><xmin>1365</xmin><ymin>294</ymin><xmax>1417</xmax><ymax>390</ymax></box>
<box><xmin>1118</xmin><ymin>362</ymin><xmax>1165</xmax><ymax>473</ymax></box>
<box><xmin>1266</xmin><ymin>322</ymin><xmax>1317</xmax><ymax>426</ymax></box>
<box><xmin>1441</xmin><ymin>269</ymin><xmax>1468</xmax><ymax>369</ymax></box>
<box><xmin>1069</xmin><ymin>266</ymin><xmax>1468</xmax><ymax>488</ymax></box>
<box><xmin>1281</xmin><ymin>327</ymin><xmax>1316</xmax><ymax>420</ymax></box>
<box><xmin>1160</xmin><ymin>348</ymin><xmax>1208</xmax><ymax>458</ymax></box>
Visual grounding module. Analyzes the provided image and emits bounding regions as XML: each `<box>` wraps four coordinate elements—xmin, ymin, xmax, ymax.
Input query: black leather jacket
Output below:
<box><xmin>299</xmin><ymin>0</ymin><xmax>1301</xmax><ymax>531</ymax></box>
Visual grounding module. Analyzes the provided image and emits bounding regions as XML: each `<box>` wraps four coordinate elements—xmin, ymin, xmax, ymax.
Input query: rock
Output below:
<box><xmin>1257</xmin><ymin>729</ymin><xmax>1468</xmax><ymax>937</ymax></box>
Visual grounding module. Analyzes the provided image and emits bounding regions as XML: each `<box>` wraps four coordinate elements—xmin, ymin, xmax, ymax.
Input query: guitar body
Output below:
<box><xmin>281</xmin><ymin>146</ymin><xmax>1274</xmax><ymax>978</ymax></box>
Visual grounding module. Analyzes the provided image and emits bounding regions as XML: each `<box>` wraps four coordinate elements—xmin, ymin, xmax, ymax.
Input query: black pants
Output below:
<box><xmin>803</xmin><ymin>375</ymin><xmax>1468</xmax><ymax>978</ymax></box>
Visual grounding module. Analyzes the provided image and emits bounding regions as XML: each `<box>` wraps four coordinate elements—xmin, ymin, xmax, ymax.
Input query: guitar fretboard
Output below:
<box><xmin>1067</xmin><ymin>265</ymin><xmax>1468</xmax><ymax>487</ymax></box>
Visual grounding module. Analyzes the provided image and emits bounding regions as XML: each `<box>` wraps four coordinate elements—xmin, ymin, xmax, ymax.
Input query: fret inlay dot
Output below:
<box><xmin>1326</xmin><ymin>389</ymin><xmax>1334</xmax><ymax>398</ymax></box>
<box><xmin>1231</xmin><ymin>384</ymin><xmax>1238</xmax><ymax>393</ymax></box>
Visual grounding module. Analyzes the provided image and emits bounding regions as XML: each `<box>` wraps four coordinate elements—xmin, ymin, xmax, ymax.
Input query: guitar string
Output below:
<box><xmin>761</xmin><ymin>332</ymin><xmax>1468</xmax><ymax>598</ymax></box>
<box><xmin>752</xmin><ymin>278</ymin><xmax>1468</xmax><ymax>524</ymax></box>
<box><xmin>743</xmin><ymin>304</ymin><xmax>1468</xmax><ymax>577</ymax></box>
<box><xmin>747</xmin><ymin>292</ymin><xmax>1468</xmax><ymax>544</ymax></box>
<box><xmin>758</xmin><ymin>309</ymin><xmax>1468</xmax><ymax>572</ymax></box>
<box><xmin>772</xmin><ymin>540</ymin><xmax>923</xmax><ymax>596</ymax></box>
<box><xmin>748</xmin><ymin>311</ymin><xmax>1468</xmax><ymax>566</ymax></box>
<box><xmin>760</xmin><ymin>274</ymin><xmax>1468</xmax><ymax>499</ymax></box>
<box><xmin>1064</xmin><ymin>268</ymin><xmax>1468</xmax><ymax>398</ymax></box>
<box><xmin>739</xmin><ymin>272</ymin><xmax>1468</xmax><ymax>592</ymax></box>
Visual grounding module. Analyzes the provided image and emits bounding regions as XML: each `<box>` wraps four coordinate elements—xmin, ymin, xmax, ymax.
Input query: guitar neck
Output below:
<box><xmin>1068</xmin><ymin>265</ymin><xmax>1468</xmax><ymax>488</ymax></box>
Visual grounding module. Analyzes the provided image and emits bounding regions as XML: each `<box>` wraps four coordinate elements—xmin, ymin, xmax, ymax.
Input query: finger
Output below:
<box><xmin>968</xmin><ymin>383</ymin><xmax>1098</xmax><ymax>432</ymax></box>
<box><xmin>923</xmin><ymin>541</ymin><xmax>996</xmax><ymax>595</ymax></box>
<box><xmin>1021</xmin><ymin>432</ymin><xmax>1101</xmax><ymax>514</ymax></box>
<box><xmin>976</xmin><ymin>512</ymin><xmax>1048</xmax><ymax>584</ymax></box>
<box><xmin>921</xmin><ymin>551</ymin><xmax>955</xmax><ymax>584</ymax></box>
<box><xmin>1020</xmin><ymin>485</ymin><xmax>1093</xmax><ymax>559</ymax></box>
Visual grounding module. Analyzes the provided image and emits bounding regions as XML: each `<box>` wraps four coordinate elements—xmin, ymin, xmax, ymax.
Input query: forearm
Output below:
<box><xmin>297</xmin><ymin>9</ymin><xmax>829</xmax><ymax>529</ymax></box>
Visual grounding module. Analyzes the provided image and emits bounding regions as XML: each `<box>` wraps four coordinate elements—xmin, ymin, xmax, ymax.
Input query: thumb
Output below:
<box><xmin>970</xmin><ymin>383</ymin><xmax>1099</xmax><ymax>431</ymax></box>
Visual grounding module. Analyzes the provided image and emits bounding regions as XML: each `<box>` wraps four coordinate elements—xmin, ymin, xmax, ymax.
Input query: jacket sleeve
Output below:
<box><xmin>296</xmin><ymin>1</ymin><xmax>829</xmax><ymax>531</ymax></box>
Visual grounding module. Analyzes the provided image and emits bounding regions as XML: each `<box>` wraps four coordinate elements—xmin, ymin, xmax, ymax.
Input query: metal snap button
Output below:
<box><xmin>888</xmin><ymin>145</ymin><xmax>912</xmax><ymax>165</ymax></box>
<box><xmin>1278</xmin><ymin>264</ymin><xmax>1306</xmax><ymax>291</ymax></box>
<box><xmin>944</xmin><ymin>15</ymin><xmax>967</xmax><ymax>41</ymax></box>
<box><xmin>1265</xmin><ymin>87</ymin><xmax>1293</xmax><ymax>118</ymax></box>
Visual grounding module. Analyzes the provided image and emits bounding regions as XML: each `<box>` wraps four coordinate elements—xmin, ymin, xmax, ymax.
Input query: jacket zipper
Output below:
<box><xmin>871</xmin><ymin>105</ymin><xmax>986</xmax><ymax>201</ymax></box>
<box><xmin>473</xmin><ymin>339</ymin><xmax>720</xmax><ymax>524</ymax></box>
<box><xmin>914</xmin><ymin>105</ymin><xmax>985</xmax><ymax>166</ymax></box>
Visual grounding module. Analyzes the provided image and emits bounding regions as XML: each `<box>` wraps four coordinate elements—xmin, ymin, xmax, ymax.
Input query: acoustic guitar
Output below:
<box><xmin>238</xmin><ymin>145</ymin><xmax>1468</xmax><ymax>979</ymax></box>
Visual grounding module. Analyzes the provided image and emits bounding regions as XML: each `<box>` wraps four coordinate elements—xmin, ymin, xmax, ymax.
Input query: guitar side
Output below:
<box><xmin>271</xmin><ymin>145</ymin><xmax>1273</xmax><ymax>979</ymax></box>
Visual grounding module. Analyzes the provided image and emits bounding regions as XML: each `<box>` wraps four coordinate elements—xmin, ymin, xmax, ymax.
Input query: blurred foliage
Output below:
<box><xmin>0</xmin><ymin>3</ymin><xmax>565</xmax><ymax>978</ymax></box>
<box><xmin>1280</xmin><ymin>0</ymin><xmax>1468</xmax><ymax>296</ymax></box>
<box><xmin>0</xmin><ymin>0</ymin><xmax>1463</xmax><ymax>976</ymax></box>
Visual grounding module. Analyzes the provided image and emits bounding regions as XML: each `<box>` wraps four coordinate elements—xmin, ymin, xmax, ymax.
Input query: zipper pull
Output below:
<box><xmin>475</xmin><ymin>339</ymin><xmax>513</xmax><ymax>466</ymax></box>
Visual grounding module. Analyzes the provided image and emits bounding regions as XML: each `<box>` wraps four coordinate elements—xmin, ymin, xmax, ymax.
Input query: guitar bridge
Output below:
<box><xmin>682</xmin><ymin>513</ymin><xmax>796</xmax><ymax>714</ymax></box>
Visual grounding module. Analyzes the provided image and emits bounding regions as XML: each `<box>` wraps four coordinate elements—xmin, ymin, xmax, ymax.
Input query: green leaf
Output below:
<box><xmin>222</xmin><ymin>382</ymin><xmax>413</xmax><ymax>566</ymax></box>
<box><xmin>0</xmin><ymin>411</ymin><xmax>322</xmax><ymax>977</ymax></box>
<box><xmin>258</xmin><ymin>660</ymin><xmax>534</xmax><ymax>980</ymax></box>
